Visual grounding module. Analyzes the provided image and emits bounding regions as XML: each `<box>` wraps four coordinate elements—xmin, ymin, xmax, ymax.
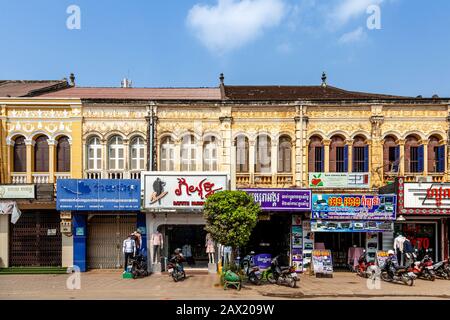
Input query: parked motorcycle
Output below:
<box><xmin>410</xmin><ymin>251</ymin><xmax>436</xmax><ymax>281</ymax></box>
<box><xmin>431</xmin><ymin>259</ymin><xmax>450</xmax><ymax>280</ymax></box>
<box><xmin>266</xmin><ymin>255</ymin><xmax>298</xmax><ymax>288</ymax></box>
<box><xmin>241</xmin><ymin>252</ymin><xmax>262</xmax><ymax>285</ymax></box>
<box><xmin>381</xmin><ymin>256</ymin><xmax>415</xmax><ymax>286</ymax></box>
<box><xmin>356</xmin><ymin>250</ymin><xmax>377</xmax><ymax>278</ymax></box>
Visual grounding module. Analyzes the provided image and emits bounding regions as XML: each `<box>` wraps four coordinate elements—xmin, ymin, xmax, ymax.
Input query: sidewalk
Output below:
<box><xmin>0</xmin><ymin>271</ymin><xmax>449</xmax><ymax>300</ymax></box>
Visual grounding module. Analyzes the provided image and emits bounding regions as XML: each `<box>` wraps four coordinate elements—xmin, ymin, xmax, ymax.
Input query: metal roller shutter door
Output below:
<box><xmin>87</xmin><ymin>215</ymin><xmax>136</xmax><ymax>269</ymax></box>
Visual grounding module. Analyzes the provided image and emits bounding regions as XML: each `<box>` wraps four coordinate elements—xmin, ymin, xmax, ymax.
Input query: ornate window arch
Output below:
<box><xmin>160</xmin><ymin>136</ymin><xmax>175</xmax><ymax>171</ymax></box>
<box><xmin>235</xmin><ymin>135</ymin><xmax>249</xmax><ymax>173</ymax></box>
<box><xmin>278</xmin><ymin>135</ymin><xmax>292</xmax><ymax>173</ymax></box>
<box><xmin>34</xmin><ymin>135</ymin><xmax>49</xmax><ymax>172</ymax></box>
<box><xmin>56</xmin><ymin>136</ymin><xmax>71</xmax><ymax>172</ymax></box>
<box><xmin>203</xmin><ymin>136</ymin><xmax>218</xmax><ymax>171</ymax></box>
<box><xmin>13</xmin><ymin>135</ymin><xmax>27</xmax><ymax>173</ymax></box>
<box><xmin>308</xmin><ymin>135</ymin><xmax>324</xmax><ymax>172</ymax></box>
<box><xmin>108</xmin><ymin>135</ymin><xmax>124</xmax><ymax>170</ymax></box>
<box><xmin>329</xmin><ymin>135</ymin><xmax>347</xmax><ymax>173</ymax></box>
<box><xmin>130</xmin><ymin>136</ymin><xmax>145</xmax><ymax>170</ymax></box>
<box><xmin>255</xmin><ymin>134</ymin><xmax>271</xmax><ymax>173</ymax></box>
<box><xmin>428</xmin><ymin>135</ymin><xmax>444</xmax><ymax>173</ymax></box>
<box><xmin>181</xmin><ymin>134</ymin><xmax>197</xmax><ymax>171</ymax></box>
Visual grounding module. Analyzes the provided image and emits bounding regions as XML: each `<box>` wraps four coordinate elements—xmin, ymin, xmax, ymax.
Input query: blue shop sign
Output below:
<box><xmin>57</xmin><ymin>179</ymin><xmax>141</xmax><ymax>211</ymax></box>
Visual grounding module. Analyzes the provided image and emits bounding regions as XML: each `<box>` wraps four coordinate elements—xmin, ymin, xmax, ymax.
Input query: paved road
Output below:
<box><xmin>1</xmin><ymin>271</ymin><xmax>449</xmax><ymax>300</ymax></box>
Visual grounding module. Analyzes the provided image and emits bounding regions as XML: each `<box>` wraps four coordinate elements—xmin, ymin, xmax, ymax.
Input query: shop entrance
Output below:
<box><xmin>314</xmin><ymin>232</ymin><xmax>366</xmax><ymax>270</ymax></box>
<box><xmin>87</xmin><ymin>214</ymin><xmax>137</xmax><ymax>269</ymax></box>
<box><xmin>165</xmin><ymin>225</ymin><xmax>208</xmax><ymax>268</ymax></box>
<box><xmin>9</xmin><ymin>211</ymin><xmax>62</xmax><ymax>267</ymax></box>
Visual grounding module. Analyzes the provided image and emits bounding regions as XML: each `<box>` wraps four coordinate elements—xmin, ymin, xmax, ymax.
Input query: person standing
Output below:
<box><xmin>123</xmin><ymin>235</ymin><xmax>136</xmax><ymax>271</ymax></box>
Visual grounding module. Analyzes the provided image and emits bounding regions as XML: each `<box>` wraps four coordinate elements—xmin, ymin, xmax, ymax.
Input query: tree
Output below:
<box><xmin>203</xmin><ymin>190</ymin><xmax>261</xmax><ymax>268</ymax></box>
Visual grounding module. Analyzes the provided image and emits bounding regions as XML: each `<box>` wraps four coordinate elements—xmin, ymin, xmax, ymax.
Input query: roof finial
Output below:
<box><xmin>321</xmin><ymin>71</ymin><xmax>327</xmax><ymax>87</ymax></box>
<box><xmin>69</xmin><ymin>73</ymin><xmax>76</xmax><ymax>86</ymax></box>
<box><xmin>219</xmin><ymin>73</ymin><xmax>225</xmax><ymax>85</ymax></box>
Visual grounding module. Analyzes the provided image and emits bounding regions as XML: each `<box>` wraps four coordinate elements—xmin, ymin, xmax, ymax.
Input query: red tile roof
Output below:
<box><xmin>39</xmin><ymin>87</ymin><xmax>222</xmax><ymax>100</ymax></box>
<box><xmin>223</xmin><ymin>85</ymin><xmax>411</xmax><ymax>100</ymax></box>
<box><xmin>0</xmin><ymin>80</ymin><xmax>70</xmax><ymax>97</ymax></box>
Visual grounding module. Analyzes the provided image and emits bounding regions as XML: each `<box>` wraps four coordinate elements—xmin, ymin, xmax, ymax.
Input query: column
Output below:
<box><xmin>123</xmin><ymin>138</ymin><xmax>130</xmax><ymax>178</ymax></box>
<box><xmin>398</xmin><ymin>139</ymin><xmax>406</xmax><ymax>176</ymax></box>
<box><xmin>72</xmin><ymin>213</ymin><xmax>87</xmax><ymax>272</ymax></box>
<box><xmin>48</xmin><ymin>139</ymin><xmax>56</xmax><ymax>183</ymax></box>
<box><xmin>174</xmin><ymin>139</ymin><xmax>181</xmax><ymax>171</ymax></box>
<box><xmin>422</xmin><ymin>141</ymin><xmax>428</xmax><ymax>175</ymax></box>
<box><xmin>196</xmin><ymin>138</ymin><xmax>203</xmax><ymax>172</ymax></box>
<box><xmin>0</xmin><ymin>214</ymin><xmax>9</xmax><ymax>267</ymax></box>
<box><xmin>323</xmin><ymin>139</ymin><xmax>331</xmax><ymax>173</ymax></box>
<box><xmin>230</xmin><ymin>139</ymin><xmax>237</xmax><ymax>190</ymax></box>
<box><xmin>271</xmin><ymin>140</ymin><xmax>278</xmax><ymax>186</ymax></box>
<box><xmin>101</xmin><ymin>140</ymin><xmax>107</xmax><ymax>178</ymax></box>
<box><xmin>249</xmin><ymin>140</ymin><xmax>255</xmax><ymax>183</ymax></box>
<box><xmin>294</xmin><ymin>116</ymin><xmax>302</xmax><ymax>187</ymax></box>
<box><xmin>7</xmin><ymin>141</ymin><xmax>13</xmax><ymax>183</ymax></box>
<box><xmin>25</xmin><ymin>139</ymin><xmax>34</xmax><ymax>183</ymax></box>
<box><xmin>219</xmin><ymin>115</ymin><xmax>233</xmax><ymax>187</ymax></box>
<box><xmin>346</xmin><ymin>140</ymin><xmax>353</xmax><ymax>173</ymax></box>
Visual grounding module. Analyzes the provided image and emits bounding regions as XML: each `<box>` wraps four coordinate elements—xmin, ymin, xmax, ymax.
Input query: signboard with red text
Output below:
<box><xmin>142</xmin><ymin>172</ymin><xmax>228</xmax><ymax>210</ymax></box>
<box><xmin>403</xmin><ymin>182</ymin><xmax>450</xmax><ymax>209</ymax></box>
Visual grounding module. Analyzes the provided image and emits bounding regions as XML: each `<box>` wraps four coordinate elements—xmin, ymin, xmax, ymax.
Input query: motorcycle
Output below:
<box><xmin>356</xmin><ymin>250</ymin><xmax>377</xmax><ymax>278</ymax></box>
<box><xmin>241</xmin><ymin>252</ymin><xmax>262</xmax><ymax>285</ymax></box>
<box><xmin>167</xmin><ymin>256</ymin><xmax>186</xmax><ymax>282</ymax></box>
<box><xmin>431</xmin><ymin>259</ymin><xmax>450</xmax><ymax>280</ymax></box>
<box><xmin>266</xmin><ymin>255</ymin><xmax>298</xmax><ymax>288</ymax></box>
<box><xmin>410</xmin><ymin>252</ymin><xmax>436</xmax><ymax>281</ymax></box>
<box><xmin>381</xmin><ymin>256</ymin><xmax>416</xmax><ymax>286</ymax></box>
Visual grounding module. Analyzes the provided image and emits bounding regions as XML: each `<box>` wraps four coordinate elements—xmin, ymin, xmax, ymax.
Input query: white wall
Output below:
<box><xmin>0</xmin><ymin>215</ymin><xmax>9</xmax><ymax>268</ymax></box>
<box><xmin>61</xmin><ymin>234</ymin><xmax>73</xmax><ymax>268</ymax></box>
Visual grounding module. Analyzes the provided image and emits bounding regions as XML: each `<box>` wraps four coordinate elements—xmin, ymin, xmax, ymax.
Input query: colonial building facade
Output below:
<box><xmin>1</xmin><ymin>76</ymin><xmax>449</xmax><ymax>270</ymax></box>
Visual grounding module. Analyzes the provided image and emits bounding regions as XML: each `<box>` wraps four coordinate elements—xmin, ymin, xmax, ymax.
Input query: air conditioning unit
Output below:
<box><xmin>416</xmin><ymin>176</ymin><xmax>433</xmax><ymax>183</ymax></box>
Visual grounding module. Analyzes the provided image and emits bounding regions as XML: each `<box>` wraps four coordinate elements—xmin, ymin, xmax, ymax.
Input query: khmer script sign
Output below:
<box><xmin>242</xmin><ymin>189</ymin><xmax>311</xmax><ymax>211</ymax></box>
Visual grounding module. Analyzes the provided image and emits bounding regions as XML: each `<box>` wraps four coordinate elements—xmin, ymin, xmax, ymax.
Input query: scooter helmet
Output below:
<box><xmin>388</xmin><ymin>250</ymin><xmax>394</xmax><ymax>256</ymax></box>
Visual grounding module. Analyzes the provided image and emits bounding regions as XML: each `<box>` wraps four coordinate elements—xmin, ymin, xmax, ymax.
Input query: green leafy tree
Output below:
<box><xmin>203</xmin><ymin>190</ymin><xmax>261</xmax><ymax>269</ymax></box>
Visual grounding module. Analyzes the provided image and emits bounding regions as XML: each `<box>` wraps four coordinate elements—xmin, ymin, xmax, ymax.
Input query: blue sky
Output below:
<box><xmin>0</xmin><ymin>0</ymin><xmax>449</xmax><ymax>97</ymax></box>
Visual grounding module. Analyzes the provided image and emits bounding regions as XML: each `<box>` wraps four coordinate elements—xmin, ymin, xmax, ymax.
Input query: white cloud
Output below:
<box><xmin>338</xmin><ymin>27</ymin><xmax>367</xmax><ymax>44</ymax></box>
<box><xmin>187</xmin><ymin>0</ymin><xmax>286</xmax><ymax>53</ymax></box>
<box><xmin>331</xmin><ymin>0</ymin><xmax>384</xmax><ymax>25</ymax></box>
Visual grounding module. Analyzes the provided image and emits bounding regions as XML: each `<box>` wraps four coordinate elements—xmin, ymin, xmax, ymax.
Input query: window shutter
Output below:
<box><xmin>393</xmin><ymin>146</ymin><xmax>400</xmax><ymax>172</ymax></box>
<box><xmin>321</xmin><ymin>146</ymin><xmax>325</xmax><ymax>172</ymax></box>
<box><xmin>438</xmin><ymin>145</ymin><xmax>445</xmax><ymax>172</ymax></box>
<box><xmin>344</xmin><ymin>145</ymin><xmax>348</xmax><ymax>172</ymax></box>
<box><xmin>364</xmin><ymin>145</ymin><xmax>369</xmax><ymax>172</ymax></box>
<box><xmin>418</xmin><ymin>145</ymin><xmax>424</xmax><ymax>172</ymax></box>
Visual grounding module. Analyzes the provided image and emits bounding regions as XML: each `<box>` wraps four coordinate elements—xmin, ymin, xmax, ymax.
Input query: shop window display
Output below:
<box><xmin>394</xmin><ymin>223</ymin><xmax>437</xmax><ymax>261</ymax></box>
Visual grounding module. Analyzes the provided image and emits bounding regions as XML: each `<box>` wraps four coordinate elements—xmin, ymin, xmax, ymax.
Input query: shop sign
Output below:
<box><xmin>376</xmin><ymin>251</ymin><xmax>390</xmax><ymax>268</ymax></box>
<box><xmin>403</xmin><ymin>182</ymin><xmax>450</xmax><ymax>209</ymax></box>
<box><xmin>56</xmin><ymin>179</ymin><xmax>141</xmax><ymax>211</ymax></box>
<box><xmin>311</xmin><ymin>250</ymin><xmax>333</xmax><ymax>275</ymax></box>
<box><xmin>142</xmin><ymin>172</ymin><xmax>228</xmax><ymax>210</ymax></box>
<box><xmin>311</xmin><ymin>220</ymin><xmax>394</xmax><ymax>232</ymax></box>
<box><xmin>0</xmin><ymin>184</ymin><xmax>35</xmax><ymax>199</ymax></box>
<box><xmin>312</xmin><ymin>194</ymin><xmax>396</xmax><ymax>220</ymax></box>
<box><xmin>242</xmin><ymin>189</ymin><xmax>311</xmax><ymax>211</ymax></box>
<box><xmin>75</xmin><ymin>227</ymin><xmax>85</xmax><ymax>236</ymax></box>
<box><xmin>308</xmin><ymin>173</ymin><xmax>370</xmax><ymax>189</ymax></box>
<box><xmin>253</xmin><ymin>254</ymin><xmax>272</xmax><ymax>269</ymax></box>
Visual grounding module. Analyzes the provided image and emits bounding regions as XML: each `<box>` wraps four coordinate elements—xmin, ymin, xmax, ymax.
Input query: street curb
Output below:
<box><xmin>259</xmin><ymin>292</ymin><xmax>450</xmax><ymax>299</ymax></box>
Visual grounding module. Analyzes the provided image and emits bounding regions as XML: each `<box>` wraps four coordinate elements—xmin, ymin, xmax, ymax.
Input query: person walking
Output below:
<box><xmin>123</xmin><ymin>234</ymin><xmax>136</xmax><ymax>272</ymax></box>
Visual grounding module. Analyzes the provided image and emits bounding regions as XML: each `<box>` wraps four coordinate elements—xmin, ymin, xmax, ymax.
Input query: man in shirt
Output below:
<box><xmin>123</xmin><ymin>235</ymin><xmax>136</xmax><ymax>271</ymax></box>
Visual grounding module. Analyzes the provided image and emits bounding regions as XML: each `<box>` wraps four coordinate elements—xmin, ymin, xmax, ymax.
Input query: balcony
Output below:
<box><xmin>11</xmin><ymin>172</ymin><xmax>72</xmax><ymax>184</ymax></box>
<box><xmin>11</xmin><ymin>173</ymin><xmax>27</xmax><ymax>184</ymax></box>
<box><xmin>236</xmin><ymin>173</ymin><xmax>294</xmax><ymax>188</ymax></box>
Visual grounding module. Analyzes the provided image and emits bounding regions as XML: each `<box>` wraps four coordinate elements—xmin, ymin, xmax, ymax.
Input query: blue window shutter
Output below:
<box><xmin>364</xmin><ymin>145</ymin><xmax>369</xmax><ymax>172</ymax></box>
<box><xmin>418</xmin><ymin>145</ymin><xmax>424</xmax><ymax>172</ymax></box>
<box><xmin>394</xmin><ymin>146</ymin><xmax>400</xmax><ymax>172</ymax></box>
<box><xmin>438</xmin><ymin>145</ymin><xmax>445</xmax><ymax>172</ymax></box>
<box><xmin>321</xmin><ymin>146</ymin><xmax>325</xmax><ymax>172</ymax></box>
<box><xmin>344</xmin><ymin>145</ymin><xmax>348</xmax><ymax>172</ymax></box>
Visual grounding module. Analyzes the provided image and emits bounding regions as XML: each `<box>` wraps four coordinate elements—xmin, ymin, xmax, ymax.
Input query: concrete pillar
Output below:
<box><xmin>346</xmin><ymin>140</ymin><xmax>353</xmax><ymax>173</ymax></box>
<box><xmin>101</xmin><ymin>140</ymin><xmax>107</xmax><ymax>178</ymax></box>
<box><xmin>422</xmin><ymin>141</ymin><xmax>428</xmax><ymax>175</ymax></box>
<box><xmin>174</xmin><ymin>139</ymin><xmax>181</xmax><ymax>171</ymax></box>
<box><xmin>249</xmin><ymin>140</ymin><xmax>255</xmax><ymax>182</ymax></box>
<box><xmin>61</xmin><ymin>233</ymin><xmax>73</xmax><ymax>268</ymax></box>
<box><xmin>323</xmin><ymin>139</ymin><xmax>331</xmax><ymax>173</ymax></box>
<box><xmin>123</xmin><ymin>139</ymin><xmax>130</xmax><ymax>177</ymax></box>
<box><xmin>398</xmin><ymin>139</ymin><xmax>406</xmax><ymax>176</ymax></box>
<box><xmin>0</xmin><ymin>214</ymin><xmax>9</xmax><ymax>268</ymax></box>
<box><xmin>25</xmin><ymin>139</ymin><xmax>34</xmax><ymax>183</ymax></box>
<box><xmin>219</xmin><ymin>114</ymin><xmax>233</xmax><ymax>187</ymax></box>
<box><xmin>271</xmin><ymin>141</ymin><xmax>278</xmax><ymax>186</ymax></box>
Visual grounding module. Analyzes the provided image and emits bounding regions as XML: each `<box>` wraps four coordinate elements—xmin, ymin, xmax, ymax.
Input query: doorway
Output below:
<box><xmin>165</xmin><ymin>225</ymin><xmax>208</xmax><ymax>268</ymax></box>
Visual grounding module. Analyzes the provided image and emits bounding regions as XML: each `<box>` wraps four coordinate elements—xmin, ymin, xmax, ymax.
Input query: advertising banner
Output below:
<box><xmin>311</xmin><ymin>250</ymin><xmax>333</xmax><ymax>275</ymax></box>
<box><xmin>56</xmin><ymin>179</ymin><xmax>141</xmax><ymax>211</ymax></box>
<box><xmin>254</xmin><ymin>254</ymin><xmax>272</xmax><ymax>270</ymax></box>
<box><xmin>309</xmin><ymin>173</ymin><xmax>370</xmax><ymax>188</ymax></box>
<box><xmin>312</xmin><ymin>194</ymin><xmax>396</xmax><ymax>220</ymax></box>
<box><xmin>403</xmin><ymin>182</ymin><xmax>450</xmax><ymax>209</ymax></box>
<box><xmin>311</xmin><ymin>220</ymin><xmax>394</xmax><ymax>232</ymax></box>
<box><xmin>376</xmin><ymin>250</ymin><xmax>390</xmax><ymax>268</ymax></box>
<box><xmin>243</xmin><ymin>189</ymin><xmax>311</xmax><ymax>211</ymax></box>
<box><xmin>142</xmin><ymin>172</ymin><xmax>228</xmax><ymax>209</ymax></box>
<box><xmin>0</xmin><ymin>185</ymin><xmax>35</xmax><ymax>199</ymax></box>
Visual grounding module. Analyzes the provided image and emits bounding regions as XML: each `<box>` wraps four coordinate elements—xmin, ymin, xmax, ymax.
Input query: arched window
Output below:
<box><xmin>108</xmin><ymin>135</ymin><xmax>124</xmax><ymax>170</ymax></box>
<box><xmin>405</xmin><ymin>135</ymin><xmax>423</xmax><ymax>173</ymax></box>
<box><xmin>255</xmin><ymin>135</ymin><xmax>271</xmax><ymax>173</ymax></box>
<box><xmin>130</xmin><ymin>136</ymin><xmax>145</xmax><ymax>170</ymax></box>
<box><xmin>329</xmin><ymin>135</ymin><xmax>347</xmax><ymax>173</ymax></box>
<box><xmin>236</xmin><ymin>135</ymin><xmax>249</xmax><ymax>173</ymax></box>
<box><xmin>56</xmin><ymin>136</ymin><xmax>71</xmax><ymax>172</ymax></box>
<box><xmin>278</xmin><ymin>135</ymin><xmax>292</xmax><ymax>173</ymax></box>
<box><xmin>87</xmin><ymin>136</ymin><xmax>102</xmax><ymax>170</ymax></box>
<box><xmin>160</xmin><ymin>136</ymin><xmax>174</xmax><ymax>171</ymax></box>
<box><xmin>203</xmin><ymin>136</ymin><xmax>218</xmax><ymax>171</ymax></box>
<box><xmin>181</xmin><ymin>135</ymin><xmax>196</xmax><ymax>171</ymax></box>
<box><xmin>13</xmin><ymin>136</ymin><xmax>26</xmax><ymax>172</ymax></box>
<box><xmin>308</xmin><ymin>136</ymin><xmax>324</xmax><ymax>172</ymax></box>
<box><xmin>34</xmin><ymin>135</ymin><xmax>49</xmax><ymax>172</ymax></box>
<box><xmin>352</xmin><ymin>135</ymin><xmax>368</xmax><ymax>173</ymax></box>
<box><xmin>383</xmin><ymin>136</ymin><xmax>399</xmax><ymax>172</ymax></box>
<box><xmin>428</xmin><ymin>135</ymin><xmax>445</xmax><ymax>173</ymax></box>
